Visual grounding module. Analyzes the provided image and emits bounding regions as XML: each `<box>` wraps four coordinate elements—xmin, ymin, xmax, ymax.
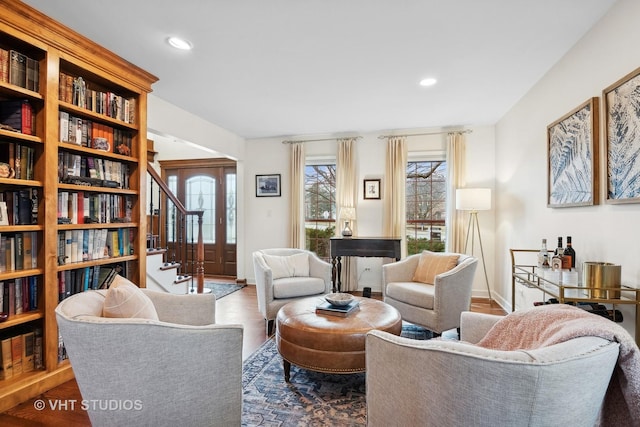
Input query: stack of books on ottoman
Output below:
<box><xmin>316</xmin><ymin>293</ymin><xmax>360</xmax><ymax>317</ymax></box>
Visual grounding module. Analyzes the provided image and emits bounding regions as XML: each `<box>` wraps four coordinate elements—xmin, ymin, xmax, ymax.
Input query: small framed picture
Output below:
<box><xmin>256</xmin><ymin>174</ymin><xmax>281</xmax><ymax>197</ymax></box>
<box><xmin>364</xmin><ymin>179</ymin><xmax>381</xmax><ymax>200</ymax></box>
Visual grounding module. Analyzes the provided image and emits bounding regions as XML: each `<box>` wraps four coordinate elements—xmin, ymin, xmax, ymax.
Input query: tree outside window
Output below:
<box><xmin>406</xmin><ymin>160</ymin><xmax>447</xmax><ymax>255</ymax></box>
<box><xmin>305</xmin><ymin>164</ymin><xmax>336</xmax><ymax>260</ymax></box>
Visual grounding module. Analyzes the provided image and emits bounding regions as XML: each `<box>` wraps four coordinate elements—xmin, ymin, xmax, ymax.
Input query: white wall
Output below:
<box><xmin>146</xmin><ymin>94</ymin><xmax>248</xmax><ymax>280</ymax></box>
<box><xmin>495</xmin><ymin>0</ymin><xmax>640</xmax><ymax>337</ymax></box>
<box><xmin>244</xmin><ymin>126</ymin><xmax>496</xmax><ymax>296</ymax></box>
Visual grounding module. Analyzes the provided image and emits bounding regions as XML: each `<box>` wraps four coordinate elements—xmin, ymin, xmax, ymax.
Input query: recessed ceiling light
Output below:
<box><xmin>167</xmin><ymin>36</ymin><xmax>193</xmax><ymax>50</ymax></box>
<box><xmin>419</xmin><ymin>78</ymin><xmax>437</xmax><ymax>87</ymax></box>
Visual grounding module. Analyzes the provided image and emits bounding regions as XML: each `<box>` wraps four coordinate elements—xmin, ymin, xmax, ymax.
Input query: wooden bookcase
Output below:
<box><xmin>0</xmin><ymin>1</ymin><xmax>157</xmax><ymax>411</ymax></box>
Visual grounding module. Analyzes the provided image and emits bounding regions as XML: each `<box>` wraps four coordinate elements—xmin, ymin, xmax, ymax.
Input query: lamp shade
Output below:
<box><xmin>341</xmin><ymin>207</ymin><xmax>356</xmax><ymax>220</ymax></box>
<box><xmin>456</xmin><ymin>188</ymin><xmax>491</xmax><ymax>211</ymax></box>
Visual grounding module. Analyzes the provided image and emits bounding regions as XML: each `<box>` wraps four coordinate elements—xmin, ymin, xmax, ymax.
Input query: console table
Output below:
<box><xmin>330</xmin><ymin>237</ymin><xmax>401</xmax><ymax>292</ymax></box>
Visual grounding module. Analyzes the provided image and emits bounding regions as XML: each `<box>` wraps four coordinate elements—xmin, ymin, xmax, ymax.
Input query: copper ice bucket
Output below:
<box><xmin>583</xmin><ymin>262</ymin><xmax>621</xmax><ymax>299</ymax></box>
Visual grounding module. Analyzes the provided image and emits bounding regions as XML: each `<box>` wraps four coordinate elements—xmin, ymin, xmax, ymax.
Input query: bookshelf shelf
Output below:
<box><xmin>57</xmin><ymin>222</ymin><xmax>137</xmax><ymax>231</ymax></box>
<box><xmin>58</xmin><ymin>141</ymin><xmax>139</xmax><ymax>163</ymax></box>
<box><xmin>58</xmin><ymin>101</ymin><xmax>138</xmax><ymax>131</ymax></box>
<box><xmin>0</xmin><ymin>80</ymin><xmax>42</xmax><ymax>100</ymax></box>
<box><xmin>57</xmin><ymin>255</ymin><xmax>138</xmax><ymax>272</ymax></box>
<box><xmin>0</xmin><ymin>177</ymin><xmax>43</xmax><ymax>187</ymax></box>
<box><xmin>0</xmin><ymin>225</ymin><xmax>43</xmax><ymax>232</ymax></box>
<box><xmin>56</xmin><ymin>183</ymin><xmax>137</xmax><ymax>195</ymax></box>
<box><xmin>0</xmin><ymin>268</ymin><xmax>43</xmax><ymax>280</ymax></box>
<box><xmin>0</xmin><ymin>311</ymin><xmax>42</xmax><ymax>331</ymax></box>
<box><xmin>0</xmin><ymin>1</ymin><xmax>157</xmax><ymax>411</ymax></box>
<box><xmin>0</xmin><ymin>129</ymin><xmax>42</xmax><ymax>144</ymax></box>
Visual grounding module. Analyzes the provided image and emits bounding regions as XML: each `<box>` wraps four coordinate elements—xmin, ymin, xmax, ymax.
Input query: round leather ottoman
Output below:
<box><xmin>275</xmin><ymin>295</ymin><xmax>402</xmax><ymax>381</ymax></box>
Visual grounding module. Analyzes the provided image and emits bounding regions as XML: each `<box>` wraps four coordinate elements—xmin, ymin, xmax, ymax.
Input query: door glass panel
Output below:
<box><xmin>226</xmin><ymin>172</ymin><xmax>236</xmax><ymax>244</ymax></box>
<box><xmin>186</xmin><ymin>175</ymin><xmax>216</xmax><ymax>244</ymax></box>
<box><xmin>167</xmin><ymin>175</ymin><xmax>177</xmax><ymax>242</ymax></box>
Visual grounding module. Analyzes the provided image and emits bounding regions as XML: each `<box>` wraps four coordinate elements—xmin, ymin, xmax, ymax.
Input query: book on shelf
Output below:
<box><xmin>2</xmin><ymin>189</ymin><xmax>37</xmax><ymax>225</ymax></box>
<box><xmin>0</xmin><ymin>99</ymin><xmax>34</xmax><ymax>135</ymax></box>
<box><xmin>8</xmin><ymin>50</ymin><xmax>26</xmax><ymax>89</ymax></box>
<box><xmin>0</xmin><ymin>278</ymin><xmax>38</xmax><ymax>316</ymax></box>
<box><xmin>58</xmin><ymin>152</ymin><xmax>130</xmax><ymax>189</ymax></box>
<box><xmin>22</xmin><ymin>232</ymin><xmax>32</xmax><ymax>269</ymax></box>
<box><xmin>25</xmin><ymin>57</ymin><xmax>39</xmax><ymax>92</ymax></box>
<box><xmin>0</xmin><ymin>48</ymin><xmax>8</xmax><ymax>83</ymax></box>
<box><xmin>0</xmin><ymin>328</ymin><xmax>42</xmax><ymax>380</ymax></box>
<box><xmin>0</xmin><ymin>232</ymin><xmax>38</xmax><ymax>273</ymax></box>
<box><xmin>97</xmin><ymin>264</ymin><xmax>122</xmax><ymax>289</ymax></box>
<box><xmin>5</xmin><ymin>49</ymin><xmax>38</xmax><ymax>92</ymax></box>
<box><xmin>21</xmin><ymin>331</ymin><xmax>35</xmax><ymax>373</ymax></box>
<box><xmin>58</xmin><ymin>71</ymin><xmax>135</xmax><ymax>124</ymax></box>
<box><xmin>315</xmin><ymin>300</ymin><xmax>360</xmax><ymax>317</ymax></box>
<box><xmin>10</xmin><ymin>334</ymin><xmax>22</xmax><ymax>376</ymax></box>
<box><xmin>14</xmin><ymin>232</ymin><xmax>23</xmax><ymax>270</ymax></box>
<box><xmin>33</xmin><ymin>328</ymin><xmax>43</xmax><ymax>370</ymax></box>
<box><xmin>0</xmin><ymin>337</ymin><xmax>12</xmax><ymax>380</ymax></box>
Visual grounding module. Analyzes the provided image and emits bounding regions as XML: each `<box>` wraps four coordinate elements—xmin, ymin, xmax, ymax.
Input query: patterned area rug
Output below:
<box><xmin>241</xmin><ymin>322</ymin><xmax>432</xmax><ymax>426</ymax></box>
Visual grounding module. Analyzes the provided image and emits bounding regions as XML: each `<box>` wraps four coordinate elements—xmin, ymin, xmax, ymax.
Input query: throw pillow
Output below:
<box><xmin>102</xmin><ymin>275</ymin><xmax>159</xmax><ymax>319</ymax></box>
<box><xmin>262</xmin><ymin>252</ymin><xmax>310</xmax><ymax>279</ymax></box>
<box><xmin>412</xmin><ymin>251</ymin><xmax>460</xmax><ymax>285</ymax></box>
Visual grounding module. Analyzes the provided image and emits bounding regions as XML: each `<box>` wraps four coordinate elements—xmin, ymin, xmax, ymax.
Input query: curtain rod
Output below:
<box><xmin>282</xmin><ymin>136</ymin><xmax>362</xmax><ymax>144</ymax></box>
<box><xmin>377</xmin><ymin>129</ymin><xmax>472</xmax><ymax>139</ymax></box>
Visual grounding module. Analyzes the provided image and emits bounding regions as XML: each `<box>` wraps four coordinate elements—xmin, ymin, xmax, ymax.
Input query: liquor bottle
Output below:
<box><xmin>537</xmin><ymin>238</ymin><xmax>550</xmax><ymax>270</ymax></box>
<box><xmin>554</xmin><ymin>237</ymin><xmax>563</xmax><ymax>255</ymax></box>
<box><xmin>563</xmin><ymin>236</ymin><xmax>576</xmax><ymax>270</ymax></box>
<box><xmin>551</xmin><ymin>237</ymin><xmax>563</xmax><ymax>271</ymax></box>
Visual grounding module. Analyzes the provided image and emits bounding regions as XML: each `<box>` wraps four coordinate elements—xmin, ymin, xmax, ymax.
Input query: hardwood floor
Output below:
<box><xmin>0</xmin><ymin>286</ymin><xmax>505</xmax><ymax>426</ymax></box>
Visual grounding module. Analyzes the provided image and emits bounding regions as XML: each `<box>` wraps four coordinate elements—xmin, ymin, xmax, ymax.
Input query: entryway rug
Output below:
<box><xmin>187</xmin><ymin>282</ymin><xmax>245</xmax><ymax>299</ymax></box>
<box><xmin>207</xmin><ymin>282</ymin><xmax>245</xmax><ymax>299</ymax></box>
<box><xmin>241</xmin><ymin>323</ymin><xmax>432</xmax><ymax>426</ymax></box>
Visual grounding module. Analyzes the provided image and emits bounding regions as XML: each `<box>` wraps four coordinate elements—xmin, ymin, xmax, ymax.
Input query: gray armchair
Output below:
<box><xmin>382</xmin><ymin>251</ymin><xmax>478</xmax><ymax>335</ymax></box>
<box><xmin>56</xmin><ymin>288</ymin><xmax>243</xmax><ymax>427</ymax></box>
<box><xmin>366</xmin><ymin>311</ymin><xmax>621</xmax><ymax>427</ymax></box>
<box><xmin>253</xmin><ymin>248</ymin><xmax>331</xmax><ymax>335</ymax></box>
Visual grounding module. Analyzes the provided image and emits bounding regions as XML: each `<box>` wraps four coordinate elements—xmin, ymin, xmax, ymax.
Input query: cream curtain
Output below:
<box><xmin>383</xmin><ymin>136</ymin><xmax>407</xmax><ymax>259</ymax></box>
<box><xmin>336</xmin><ymin>138</ymin><xmax>358</xmax><ymax>291</ymax></box>
<box><xmin>289</xmin><ymin>142</ymin><xmax>305</xmax><ymax>249</ymax></box>
<box><xmin>445</xmin><ymin>132</ymin><xmax>466</xmax><ymax>253</ymax></box>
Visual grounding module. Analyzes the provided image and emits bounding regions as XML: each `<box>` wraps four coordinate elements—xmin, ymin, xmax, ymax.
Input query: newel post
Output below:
<box><xmin>196</xmin><ymin>210</ymin><xmax>205</xmax><ymax>293</ymax></box>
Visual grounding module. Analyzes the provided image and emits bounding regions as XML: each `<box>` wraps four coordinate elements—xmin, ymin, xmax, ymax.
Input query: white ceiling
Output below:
<box><xmin>23</xmin><ymin>0</ymin><xmax>616</xmax><ymax>140</ymax></box>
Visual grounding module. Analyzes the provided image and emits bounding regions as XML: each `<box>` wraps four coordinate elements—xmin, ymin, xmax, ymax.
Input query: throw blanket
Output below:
<box><xmin>476</xmin><ymin>304</ymin><xmax>640</xmax><ymax>427</ymax></box>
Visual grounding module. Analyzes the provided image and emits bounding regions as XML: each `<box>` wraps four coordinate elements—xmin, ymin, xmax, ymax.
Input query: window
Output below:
<box><xmin>406</xmin><ymin>160</ymin><xmax>447</xmax><ymax>255</ymax></box>
<box><xmin>304</xmin><ymin>163</ymin><xmax>336</xmax><ymax>260</ymax></box>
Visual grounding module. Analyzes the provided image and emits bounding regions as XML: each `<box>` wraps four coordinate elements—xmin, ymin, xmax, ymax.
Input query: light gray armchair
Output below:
<box><xmin>56</xmin><ymin>288</ymin><xmax>243</xmax><ymax>427</ymax></box>
<box><xmin>366</xmin><ymin>311</ymin><xmax>621</xmax><ymax>427</ymax></box>
<box><xmin>382</xmin><ymin>251</ymin><xmax>478</xmax><ymax>335</ymax></box>
<box><xmin>253</xmin><ymin>248</ymin><xmax>331</xmax><ymax>335</ymax></box>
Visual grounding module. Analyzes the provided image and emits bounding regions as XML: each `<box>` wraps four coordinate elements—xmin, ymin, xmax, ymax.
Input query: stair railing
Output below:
<box><xmin>147</xmin><ymin>163</ymin><xmax>205</xmax><ymax>293</ymax></box>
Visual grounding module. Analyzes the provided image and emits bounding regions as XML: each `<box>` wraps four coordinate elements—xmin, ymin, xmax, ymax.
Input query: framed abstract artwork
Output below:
<box><xmin>255</xmin><ymin>174</ymin><xmax>281</xmax><ymax>197</ymax></box>
<box><xmin>603</xmin><ymin>67</ymin><xmax>640</xmax><ymax>204</ymax></box>
<box><xmin>547</xmin><ymin>97</ymin><xmax>599</xmax><ymax>208</ymax></box>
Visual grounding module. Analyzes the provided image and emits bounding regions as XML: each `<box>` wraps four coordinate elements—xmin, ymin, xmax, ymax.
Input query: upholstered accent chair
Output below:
<box><xmin>382</xmin><ymin>251</ymin><xmax>478</xmax><ymax>335</ymax></box>
<box><xmin>366</xmin><ymin>311</ymin><xmax>621</xmax><ymax>427</ymax></box>
<box><xmin>56</xmin><ymin>285</ymin><xmax>243</xmax><ymax>427</ymax></box>
<box><xmin>253</xmin><ymin>248</ymin><xmax>332</xmax><ymax>335</ymax></box>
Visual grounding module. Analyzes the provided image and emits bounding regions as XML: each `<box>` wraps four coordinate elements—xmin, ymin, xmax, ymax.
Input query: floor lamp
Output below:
<box><xmin>456</xmin><ymin>188</ymin><xmax>492</xmax><ymax>302</ymax></box>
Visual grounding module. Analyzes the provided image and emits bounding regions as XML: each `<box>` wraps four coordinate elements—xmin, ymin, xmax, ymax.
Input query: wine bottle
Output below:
<box><xmin>563</xmin><ymin>236</ymin><xmax>575</xmax><ymax>270</ymax></box>
<box><xmin>537</xmin><ymin>238</ymin><xmax>550</xmax><ymax>270</ymax></box>
<box><xmin>551</xmin><ymin>237</ymin><xmax>563</xmax><ymax>271</ymax></box>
